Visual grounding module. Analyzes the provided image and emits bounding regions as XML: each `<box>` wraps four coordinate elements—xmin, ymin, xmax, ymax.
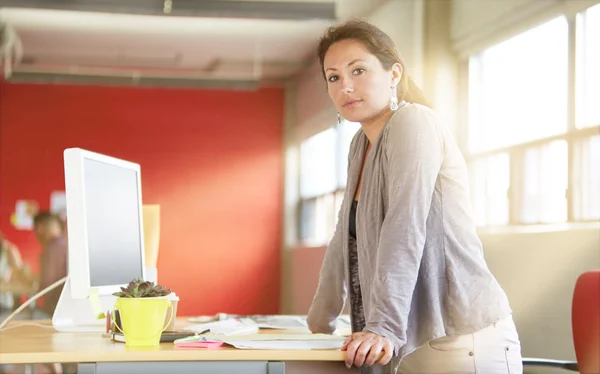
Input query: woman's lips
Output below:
<box><xmin>343</xmin><ymin>99</ymin><xmax>362</xmax><ymax>109</ymax></box>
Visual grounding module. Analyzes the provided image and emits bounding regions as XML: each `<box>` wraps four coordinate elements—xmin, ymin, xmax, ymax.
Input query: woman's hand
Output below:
<box><xmin>341</xmin><ymin>331</ymin><xmax>394</xmax><ymax>368</ymax></box>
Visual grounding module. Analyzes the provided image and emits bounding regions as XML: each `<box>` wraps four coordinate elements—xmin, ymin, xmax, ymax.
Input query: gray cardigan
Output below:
<box><xmin>306</xmin><ymin>103</ymin><xmax>512</xmax><ymax>359</ymax></box>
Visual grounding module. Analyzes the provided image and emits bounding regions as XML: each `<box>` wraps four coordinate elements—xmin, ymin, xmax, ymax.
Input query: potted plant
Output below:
<box><xmin>112</xmin><ymin>278</ymin><xmax>173</xmax><ymax>347</ymax></box>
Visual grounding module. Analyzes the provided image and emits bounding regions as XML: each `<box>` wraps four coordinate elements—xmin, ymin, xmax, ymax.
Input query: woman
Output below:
<box><xmin>306</xmin><ymin>20</ymin><xmax>522</xmax><ymax>374</ymax></box>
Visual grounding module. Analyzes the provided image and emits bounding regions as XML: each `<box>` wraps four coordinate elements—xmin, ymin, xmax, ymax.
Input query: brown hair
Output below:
<box><xmin>33</xmin><ymin>211</ymin><xmax>64</xmax><ymax>231</ymax></box>
<box><xmin>317</xmin><ymin>19</ymin><xmax>430</xmax><ymax>107</ymax></box>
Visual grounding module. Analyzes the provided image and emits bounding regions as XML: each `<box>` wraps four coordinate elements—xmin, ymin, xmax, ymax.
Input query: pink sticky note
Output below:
<box><xmin>175</xmin><ymin>341</ymin><xmax>224</xmax><ymax>349</ymax></box>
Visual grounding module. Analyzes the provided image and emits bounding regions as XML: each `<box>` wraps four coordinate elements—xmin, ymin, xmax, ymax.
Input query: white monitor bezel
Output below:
<box><xmin>63</xmin><ymin>147</ymin><xmax>146</xmax><ymax>299</ymax></box>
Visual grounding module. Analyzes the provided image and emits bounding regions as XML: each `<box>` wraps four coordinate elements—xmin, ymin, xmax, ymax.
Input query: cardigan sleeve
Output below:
<box><xmin>363</xmin><ymin>106</ymin><xmax>444</xmax><ymax>355</ymax></box>
<box><xmin>306</xmin><ymin>206</ymin><xmax>347</xmax><ymax>334</ymax></box>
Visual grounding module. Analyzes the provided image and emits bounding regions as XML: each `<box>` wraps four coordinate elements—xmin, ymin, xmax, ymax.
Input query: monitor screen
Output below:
<box><xmin>83</xmin><ymin>158</ymin><xmax>144</xmax><ymax>287</ymax></box>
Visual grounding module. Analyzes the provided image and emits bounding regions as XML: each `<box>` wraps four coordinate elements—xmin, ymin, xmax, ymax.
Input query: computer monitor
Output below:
<box><xmin>53</xmin><ymin>148</ymin><xmax>147</xmax><ymax>332</ymax></box>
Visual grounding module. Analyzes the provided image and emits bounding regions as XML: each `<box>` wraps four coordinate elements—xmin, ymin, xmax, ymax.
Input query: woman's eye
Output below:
<box><xmin>328</xmin><ymin>75</ymin><xmax>338</xmax><ymax>82</ymax></box>
<box><xmin>353</xmin><ymin>68</ymin><xmax>365</xmax><ymax>75</ymax></box>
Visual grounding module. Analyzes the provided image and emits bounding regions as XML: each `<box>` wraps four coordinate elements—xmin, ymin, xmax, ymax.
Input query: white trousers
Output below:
<box><xmin>395</xmin><ymin>315</ymin><xmax>523</xmax><ymax>374</ymax></box>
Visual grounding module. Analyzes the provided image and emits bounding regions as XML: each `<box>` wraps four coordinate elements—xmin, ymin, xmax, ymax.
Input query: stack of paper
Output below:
<box><xmin>223</xmin><ymin>339</ymin><xmax>344</xmax><ymax>350</ymax></box>
<box><xmin>250</xmin><ymin>315</ymin><xmax>308</xmax><ymax>329</ymax></box>
<box><xmin>182</xmin><ymin>318</ymin><xmax>259</xmax><ymax>336</ymax></box>
<box><xmin>183</xmin><ymin>314</ymin><xmax>353</xmax><ymax>337</ymax></box>
<box><xmin>216</xmin><ymin>333</ymin><xmax>346</xmax><ymax>350</ymax></box>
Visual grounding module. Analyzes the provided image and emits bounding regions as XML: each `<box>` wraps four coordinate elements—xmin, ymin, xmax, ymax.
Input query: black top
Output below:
<box><xmin>349</xmin><ymin>200</ymin><xmax>358</xmax><ymax>239</ymax></box>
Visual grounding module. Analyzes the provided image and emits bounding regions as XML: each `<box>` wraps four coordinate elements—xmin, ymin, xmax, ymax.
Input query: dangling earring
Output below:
<box><xmin>337</xmin><ymin>112</ymin><xmax>341</xmax><ymax>126</ymax></box>
<box><xmin>390</xmin><ymin>86</ymin><xmax>399</xmax><ymax>111</ymax></box>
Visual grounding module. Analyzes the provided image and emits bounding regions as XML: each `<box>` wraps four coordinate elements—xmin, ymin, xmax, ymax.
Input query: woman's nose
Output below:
<box><xmin>340</xmin><ymin>77</ymin><xmax>354</xmax><ymax>93</ymax></box>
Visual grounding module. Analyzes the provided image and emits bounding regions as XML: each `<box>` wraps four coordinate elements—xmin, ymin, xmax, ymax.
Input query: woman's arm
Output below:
<box><xmin>306</xmin><ymin>208</ymin><xmax>348</xmax><ymax>334</ymax></box>
<box><xmin>363</xmin><ymin>107</ymin><xmax>444</xmax><ymax>355</ymax></box>
<box><xmin>5</xmin><ymin>241</ymin><xmax>36</xmax><ymax>287</ymax></box>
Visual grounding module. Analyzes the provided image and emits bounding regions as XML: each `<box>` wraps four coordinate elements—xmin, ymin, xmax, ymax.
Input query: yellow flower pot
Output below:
<box><xmin>113</xmin><ymin>297</ymin><xmax>173</xmax><ymax>347</ymax></box>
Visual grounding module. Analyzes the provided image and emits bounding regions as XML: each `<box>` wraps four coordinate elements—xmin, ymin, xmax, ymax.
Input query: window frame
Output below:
<box><xmin>462</xmin><ymin>5</ymin><xmax>600</xmax><ymax>228</ymax></box>
<box><xmin>297</xmin><ymin>121</ymin><xmax>360</xmax><ymax>246</ymax></box>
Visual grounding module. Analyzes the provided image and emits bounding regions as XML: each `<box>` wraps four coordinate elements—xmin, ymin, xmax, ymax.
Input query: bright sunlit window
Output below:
<box><xmin>300</xmin><ymin>128</ymin><xmax>336</xmax><ymax>199</ymax></box>
<box><xmin>521</xmin><ymin>140</ymin><xmax>568</xmax><ymax>224</ymax></box>
<box><xmin>573</xmin><ymin>134</ymin><xmax>600</xmax><ymax>221</ymax></box>
<box><xmin>469</xmin><ymin>154</ymin><xmax>510</xmax><ymax>226</ymax></box>
<box><xmin>336</xmin><ymin>121</ymin><xmax>361</xmax><ymax>189</ymax></box>
<box><xmin>299</xmin><ymin>120</ymin><xmax>360</xmax><ymax>245</ymax></box>
<box><xmin>576</xmin><ymin>3</ymin><xmax>600</xmax><ymax>128</ymax></box>
<box><xmin>466</xmin><ymin>6</ymin><xmax>599</xmax><ymax>227</ymax></box>
<box><xmin>468</xmin><ymin>17</ymin><xmax>568</xmax><ymax>153</ymax></box>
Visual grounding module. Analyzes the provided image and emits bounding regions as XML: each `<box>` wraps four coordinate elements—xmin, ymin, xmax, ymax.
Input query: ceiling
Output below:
<box><xmin>0</xmin><ymin>0</ymin><xmax>387</xmax><ymax>88</ymax></box>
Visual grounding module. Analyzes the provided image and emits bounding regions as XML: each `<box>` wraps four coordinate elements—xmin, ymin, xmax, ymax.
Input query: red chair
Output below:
<box><xmin>523</xmin><ymin>270</ymin><xmax>600</xmax><ymax>373</ymax></box>
<box><xmin>572</xmin><ymin>270</ymin><xmax>600</xmax><ymax>374</ymax></box>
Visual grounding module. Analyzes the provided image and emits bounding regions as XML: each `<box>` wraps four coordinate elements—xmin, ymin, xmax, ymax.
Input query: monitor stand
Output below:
<box><xmin>52</xmin><ymin>277</ymin><xmax>116</xmax><ymax>332</ymax></box>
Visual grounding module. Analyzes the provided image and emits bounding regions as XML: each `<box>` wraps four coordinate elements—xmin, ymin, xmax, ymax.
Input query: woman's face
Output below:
<box><xmin>323</xmin><ymin>39</ymin><xmax>401</xmax><ymax>125</ymax></box>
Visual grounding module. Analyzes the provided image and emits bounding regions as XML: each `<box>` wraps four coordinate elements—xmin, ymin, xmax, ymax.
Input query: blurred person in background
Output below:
<box><xmin>33</xmin><ymin>212</ymin><xmax>67</xmax><ymax>317</ymax></box>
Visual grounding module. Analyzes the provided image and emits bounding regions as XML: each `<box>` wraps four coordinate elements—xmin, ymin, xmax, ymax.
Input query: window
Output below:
<box><xmin>468</xmin><ymin>153</ymin><xmax>510</xmax><ymax>226</ymax></box>
<box><xmin>469</xmin><ymin>17</ymin><xmax>568</xmax><ymax>153</ymax></box>
<box><xmin>520</xmin><ymin>140</ymin><xmax>568</xmax><ymax>224</ymax></box>
<box><xmin>576</xmin><ymin>4</ymin><xmax>600</xmax><ymax>128</ymax></box>
<box><xmin>573</xmin><ymin>134</ymin><xmax>600</xmax><ymax>221</ymax></box>
<box><xmin>299</xmin><ymin>120</ymin><xmax>361</xmax><ymax>246</ymax></box>
<box><xmin>299</xmin><ymin>128</ymin><xmax>336</xmax><ymax>199</ymax></box>
<box><xmin>336</xmin><ymin>120</ymin><xmax>361</xmax><ymax>189</ymax></box>
<box><xmin>466</xmin><ymin>6</ymin><xmax>600</xmax><ymax>226</ymax></box>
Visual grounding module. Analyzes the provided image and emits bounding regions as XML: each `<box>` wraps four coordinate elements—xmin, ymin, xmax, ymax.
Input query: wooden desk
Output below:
<box><xmin>0</xmin><ymin>318</ymin><xmax>356</xmax><ymax>374</ymax></box>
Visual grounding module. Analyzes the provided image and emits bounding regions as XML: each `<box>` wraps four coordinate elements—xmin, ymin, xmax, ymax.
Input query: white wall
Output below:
<box><xmin>451</xmin><ymin>0</ymin><xmax>562</xmax><ymax>54</ymax></box>
<box><xmin>481</xmin><ymin>225</ymin><xmax>600</xmax><ymax>360</ymax></box>
<box><xmin>452</xmin><ymin>0</ymin><xmax>557</xmax><ymax>41</ymax></box>
<box><xmin>423</xmin><ymin>0</ymin><xmax>458</xmax><ymax>138</ymax></box>
<box><xmin>367</xmin><ymin>0</ymin><xmax>425</xmax><ymax>86</ymax></box>
<box><xmin>451</xmin><ymin>0</ymin><xmax>600</xmax><ymax>56</ymax></box>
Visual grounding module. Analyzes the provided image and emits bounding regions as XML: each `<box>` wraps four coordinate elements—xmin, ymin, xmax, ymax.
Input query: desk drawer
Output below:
<box><xmin>90</xmin><ymin>361</ymin><xmax>278</xmax><ymax>374</ymax></box>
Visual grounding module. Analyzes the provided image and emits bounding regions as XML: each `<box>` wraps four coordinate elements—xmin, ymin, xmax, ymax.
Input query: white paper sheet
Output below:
<box><xmin>182</xmin><ymin>318</ymin><xmax>259</xmax><ymax>335</ymax></box>
<box><xmin>211</xmin><ymin>333</ymin><xmax>344</xmax><ymax>341</ymax></box>
<box><xmin>222</xmin><ymin>339</ymin><xmax>345</xmax><ymax>350</ymax></box>
<box><xmin>251</xmin><ymin>315</ymin><xmax>308</xmax><ymax>329</ymax></box>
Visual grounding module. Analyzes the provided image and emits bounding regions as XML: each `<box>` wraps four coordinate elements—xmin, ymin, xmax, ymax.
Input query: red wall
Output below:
<box><xmin>0</xmin><ymin>83</ymin><xmax>283</xmax><ymax>316</ymax></box>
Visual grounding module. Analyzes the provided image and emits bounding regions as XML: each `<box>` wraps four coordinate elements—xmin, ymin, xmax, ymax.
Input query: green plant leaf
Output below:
<box><xmin>113</xmin><ymin>278</ymin><xmax>172</xmax><ymax>298</ymax></box>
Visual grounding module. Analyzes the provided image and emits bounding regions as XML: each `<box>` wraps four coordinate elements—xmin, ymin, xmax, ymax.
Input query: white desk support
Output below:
<box><xmin>52</xmin><ymin>277</ymin><xmax>115</xmax><ymax>332</ymax></box>
<box><xmin>52</xmin><ymin>269</ymin><xmax>161</xmax><ymax>332</ymax></box>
